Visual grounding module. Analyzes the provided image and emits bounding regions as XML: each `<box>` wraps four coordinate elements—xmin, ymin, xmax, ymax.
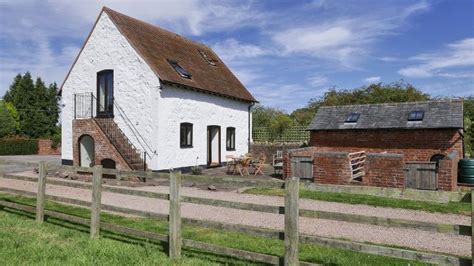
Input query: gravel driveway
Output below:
<box><xmin>0</xmin><ymin>177</ymin><xmax>470</xmax><ymax>257</ymax></box>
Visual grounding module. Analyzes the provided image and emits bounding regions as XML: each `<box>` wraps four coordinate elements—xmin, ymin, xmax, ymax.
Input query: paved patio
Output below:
<box><xmin>201</xmin><ymin>164</ymin><xmax>282</xmax><ymax>180</ymax></box>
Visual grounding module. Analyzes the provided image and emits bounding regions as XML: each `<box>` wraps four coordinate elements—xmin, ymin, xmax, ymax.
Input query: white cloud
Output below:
<box><xmin>363</xmin><ymin>76</ymin><xmax>381</xmax><ymax>83</ymax></box>
<box><xmin>398</xmin><ymin>38</ymin><xmax>474</xmax><ymax>78</ymax></box>
<box><xmin>271</xmin><ymin>1</ymin><xmax>430</xmax><ymax>67</ymax></box>
<box><xmin>212</xmin><ymin>39</ymin><xmax>268</xmax><ymax>62</ymax></box>
<box><xmin>307</xmin><ymin>75</ymin><xmax>329</xmax><ymax>87</ymax></box>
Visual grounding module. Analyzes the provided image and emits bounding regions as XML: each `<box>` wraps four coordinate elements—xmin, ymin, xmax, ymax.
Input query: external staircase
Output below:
<box><xmin>94</xmin><ymin>117</ymin><xmax>146</xmax><ymax>170</ymax></box>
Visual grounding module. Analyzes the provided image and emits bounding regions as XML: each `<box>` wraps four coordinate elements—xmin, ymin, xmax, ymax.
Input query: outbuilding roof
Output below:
<box><xmin>60</xmin><ymin>7</ymin><xmax>256</xmax><ymax>103</ymax></box>
<box><xmin>308</xmin><ymin>100</ymin><xmax>464</xmax><ymax>131</ymax></box>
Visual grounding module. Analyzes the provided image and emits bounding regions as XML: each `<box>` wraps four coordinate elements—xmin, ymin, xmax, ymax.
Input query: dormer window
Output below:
<box><xmin>345</xmin><ymin>112</ymin><xmax>360</xmax><ymax>123</ymax></box>
<box><xmin>198</xmin><ymin>49</ymin><xmax>217</xmax><ymax>66</ymax></box>
<box><xmin>408</xmin><ymin>110</ymin><xmax>424</xmax><ymax>121</ymax></box>
<box><xmin>167</xmin><ymin>59</ymin><xmax>192</xmax><ymax>79</ymax></box>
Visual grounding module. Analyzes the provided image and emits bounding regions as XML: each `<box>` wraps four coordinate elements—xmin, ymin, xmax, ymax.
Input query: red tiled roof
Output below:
<box><xmin>104</xmin><ymin>7</ymin><xmax>256</xmax><ymax>102</ymax></box>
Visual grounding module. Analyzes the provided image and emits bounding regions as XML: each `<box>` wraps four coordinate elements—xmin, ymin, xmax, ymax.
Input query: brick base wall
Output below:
<box><xmin>251</xmin><ymin>143</ymin><xmax>301</xmax><ymax>164</ymax></box>
<box><xmin>73</xmin><ymin>119</ymin><xmax>131</xmax><ymax>170</ymax></box>
<box><xmin>365</xmin><ymin>153</ymin><xmax>405</xmax><ymax>188</ymax></box>
<box><xmin>38</xmin><ymin>139</ymin><xmax>61</xmax><ymax>155</ymax></box>
<box><xmin>309</xmin><ymin>129</ymin><xmax>463</xmax><ymax>161</ymax></box>
<box><xmin>313</xmin><ymin>151</ymin><xmax>352</xmax><ymax>184</ymax></box>
<box><xmin>438</xmin><ymin>152</ymin><xmax>459</xmax><ymax>191</ymax></box>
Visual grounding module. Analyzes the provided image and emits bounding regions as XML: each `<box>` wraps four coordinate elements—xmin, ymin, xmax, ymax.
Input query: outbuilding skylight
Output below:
<box><xmin>167</xmin><ymin>59</ymin><xmax>192</xmax><ymax>79</ymax></box>
<box><xmin>198</xmin><ymin>49</ymin><xmax>217</xmax><ymax>66</ymax></box>
<box><xmin>345</xmin><ymin>112</ymin><xmax>360</xmax><ymax>123</ymax></box>
<box><xmin>408</xmin><ymin>110</ymin><xmax>424</xmax><ymax>121</ymax></box>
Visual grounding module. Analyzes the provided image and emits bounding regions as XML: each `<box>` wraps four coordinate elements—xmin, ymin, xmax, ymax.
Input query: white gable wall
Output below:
<box><xmin>152</xmin><ymin>85</ymin><xmax>250</xmax><ymax>170</ymax></box>
<box><xmin>61</xmin><ymin>12</ymin><xmax>159</xmax><ymax>162</ymax></box>
<box><xmin>62</xmin><ymin>11</ymin><xmax>252</xmax><ymax>171</ymax></box>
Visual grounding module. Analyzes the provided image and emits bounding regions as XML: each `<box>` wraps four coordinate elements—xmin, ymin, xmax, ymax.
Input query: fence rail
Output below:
<box><xmin>0</xmin><ymin>161</ymin><xmax>472</xmax><ymax>265</ymax></box>
<box><xmin>253</xmin><ymin>126</ymin><xmax>309</xmax><ymax>143</ymax></box>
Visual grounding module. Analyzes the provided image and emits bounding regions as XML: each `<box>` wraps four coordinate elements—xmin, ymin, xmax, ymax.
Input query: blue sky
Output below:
<box><xmin>0</xmin><ymin>0</ymin><xmax>473</xmax><ymax>112</ymax></box>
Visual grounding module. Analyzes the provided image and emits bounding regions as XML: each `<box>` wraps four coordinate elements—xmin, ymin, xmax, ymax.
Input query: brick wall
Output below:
<box><xmin>73</xmin><ymin>119</ymin><xmax>131</xmax><ymax>170</ymax></box>
<box><xmin>313</xmin><ymin>151</ymin><xmax>352</xmax><ymax>185</ymax></box>
<box><xmin>309</xmin><ymin>128</ymin><xmax>463</xmax><ymax>161</ymax></box>
<box><xmin>438</xmin><ymin>152</ymin><xmax>459</xmax><ymax>191</ymax></box>
<box><xmin>365</xmin><ymin>153</ymin><xmax>405</xmax><ymax>188</ymax></box>
<box><xmin>37</xmin><ymin>139</ymin><xmax>61</xmax><ymax>155</ymax></box>
<box><xmin>251</xmin><ymin>143</ymin><xmax>301</xmax><ymax>165</ymax></box>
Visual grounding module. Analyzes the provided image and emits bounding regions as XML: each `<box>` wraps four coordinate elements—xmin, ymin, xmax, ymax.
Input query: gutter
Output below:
<box><xmin>248</xmin><ymin>102</ymin><xmax>255</xmax><ymax>152</ymax></box>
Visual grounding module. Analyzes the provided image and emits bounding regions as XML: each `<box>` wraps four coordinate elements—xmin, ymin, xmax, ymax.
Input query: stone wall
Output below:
<box><xmin>37</xmin><ymin>139</ymin><xmax>61</xmax><ymax>155</ymax></box>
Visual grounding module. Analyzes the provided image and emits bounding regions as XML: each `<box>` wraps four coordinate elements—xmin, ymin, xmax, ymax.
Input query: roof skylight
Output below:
<box><xmin>345</xmin><ymin>112</ymin><xmax>360</xmax><ymax>123</ymax></box>
<box><xmin>167</xmin><ymin>59</ymin><xmax>192</xmax><ymax>79</ymax></box>
<box><xmin>198</xmin><ymin>49</ymin><xmax>217</xmax><ymax>66</ymax></box>
<box><xmin>408</xmin><ymin>110</ymin><xmax>424</xmax><ymax>121</ymax></box>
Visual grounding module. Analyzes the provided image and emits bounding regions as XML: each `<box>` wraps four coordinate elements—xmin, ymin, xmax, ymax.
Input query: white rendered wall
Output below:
<box><xmin>61</xmin><ymin>12</ymin><xmax>159</xmax><ymax>162</ymax></box>
<box><xmin>152</xmin><ymin>84</ymin><xmax>250</xmax><ymax>170</ymax></box>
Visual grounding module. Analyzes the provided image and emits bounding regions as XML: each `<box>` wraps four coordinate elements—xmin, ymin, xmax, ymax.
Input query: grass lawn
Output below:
<box><xmin>245</xmin><ymin>187</ymin><xmax>471</xmax><ymax>215</ymax></box>
<box><xmin>0</xmin><ymin>193</ymin><xmax>429</xmax><ymax>266</ymax></box>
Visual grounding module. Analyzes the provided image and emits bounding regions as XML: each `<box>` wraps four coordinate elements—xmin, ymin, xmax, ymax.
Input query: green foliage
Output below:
<box><xmin>269</xmin><ymin>114</ymin><xmax>294</xmax><ymax>141</ymax></box>
<box><xmin>3</xmin><ymin>72</ymin><xmax>60</xmax><ymax>138</ymax></box>
<box><xmin>190</xmin><ymin>166</ymin><xmax>203</xmax><ymax>175</ymax></box>
<box><xmin>0</xmin><ymin>101</ymin><xmax>18</xmax><ymax>137</ymax></box>
<box><xmin>463</xmin><ymin>96</ymin><xmax>474</xmax><ymax>157</ymax></box>
<box><xmin>0</xmin><ymin>137</ymin><xmax>38</xmax><ymax>155</ymax></box>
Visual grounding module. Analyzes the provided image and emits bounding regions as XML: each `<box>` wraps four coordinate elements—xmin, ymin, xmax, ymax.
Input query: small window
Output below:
<box><xmin>168</xmin><ymin>60</ymin><xmax>192</xmax><ymax>79</ymax></box>
<box><xmin>226</xmin><ymin>127</ymin><xmax>235</xmax><ymax>151</ymax></box>
<box><xmin>345</xmin><ymin>112</ymin><xmax>360</xmax><ymax>123</ymax></box>
<box><xmin>198</xmin><ymin>49</ymin><xmax>217</xmax><ymax>66</ymax></box>
<box><xmin>180</xmin><ymin>123</ymin><xmax>193</xmax><ymax>148</ymax></box>
<box><xmin>408</xmin><ymin>110</ymin><xmax>424</xmax><ymax>121</ymax></box>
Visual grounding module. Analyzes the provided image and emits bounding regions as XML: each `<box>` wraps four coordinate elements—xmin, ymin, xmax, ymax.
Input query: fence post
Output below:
<box><xmin>36</xmin><ymin>161</ymin><xmax>47</xmax><ymax>223</ymax></box>
<box><xmin>169</xmin><ymin>170</ymin><xmax>182</xmax><ymax>259</ymax></box>
<box><xmin>90</xmin><ymin>165</ymin><xmax>103</xmax><ymax>239</ymax></box>
<box><xmin>284</xmin><ymin>175</ymin><xmax>300</xmax><ymax>266</ymax></box>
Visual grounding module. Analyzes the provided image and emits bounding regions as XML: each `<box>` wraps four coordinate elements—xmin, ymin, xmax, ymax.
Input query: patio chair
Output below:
<box><xmin>273</xmin><ymin>150</ymin><xmax>283</xmax><ymax>175</ymax></box>
<box><xmin>254</xmin><ymin>154</ymin><xmax>266</xmax><ymax>175</ymax></box>
<box><xmin>225</xmin><ymin>155</ymin><xmax>236</xmax><ymax>174</ymax></box>
<box><xmin>236</xmin><ymin>157</ymin><xmax>251</xmax><ymax>176</ymax></box>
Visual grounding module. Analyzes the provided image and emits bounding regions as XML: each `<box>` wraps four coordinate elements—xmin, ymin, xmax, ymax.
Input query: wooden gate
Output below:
<box><xmin>404</xmin><ymin>162</ymin><xmax>437</xmax><ymax>190</ymax></box>
<box><xmin>291</xmin><ymin>156</ymin><xmax>313</xmax><ymax>180</ymax></box>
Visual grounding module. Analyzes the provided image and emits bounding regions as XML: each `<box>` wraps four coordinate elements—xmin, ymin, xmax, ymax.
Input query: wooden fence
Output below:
<box><xmin>0</xmin><ymin>160</ymin><xmax>472</xmax><ymax>265</ymax></box>
<box><xmin>253</xmin><ymin>126</ymin><xmax>309</xmax><ymax>143</ymax></box>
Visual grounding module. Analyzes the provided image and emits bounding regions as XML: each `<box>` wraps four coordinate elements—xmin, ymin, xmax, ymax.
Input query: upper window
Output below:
<box><xmin>408</xmin><ymin>110</ymin><xmax>424</xmax><ymax>121</ymax></box>
<box><xmin>168</xmin><ymin>60</ymin><xmax>192</xmax><ymax>79</ymax></box>
<box><xmin>226</xmin><ymin>127</ymin><xmax>235</xmax><ymax>151</ymax></box>
<box><xmin>198</xmin><ymin>49</ymin><xmax>217</xmax><ymax>66</ymax></box>
<box><xmin>345</xmin><ymin>112</ymin><xmax>360</xmax><ymax>123</ymax></box>
<box><xmin>180</xmin><ymin>123</ymin><xmax>193</xmax><ymax>148</ymax></box>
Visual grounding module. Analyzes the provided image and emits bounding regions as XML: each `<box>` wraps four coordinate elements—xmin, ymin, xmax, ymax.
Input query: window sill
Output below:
<box><xmin>226</xmin><ymin>148</ymin><xmax>236</xmax><ymax>151</ymax></box>
<box><xmin>180</xmin><ymin>145</ymin><xmax>193</xmax><ymax>149</ymax></box>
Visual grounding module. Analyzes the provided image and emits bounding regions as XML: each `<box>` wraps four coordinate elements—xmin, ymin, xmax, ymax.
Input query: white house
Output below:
<box><xmin>60</xmin><ymin>7</ymin><xmax>257</xmax><ymax>171</ymax></box>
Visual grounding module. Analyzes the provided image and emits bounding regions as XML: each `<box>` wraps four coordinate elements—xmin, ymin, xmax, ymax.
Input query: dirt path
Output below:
<box><xmin>0</xmin><ymin>177</ymin><xmax>470</xmax><ymax>257</ymax></box>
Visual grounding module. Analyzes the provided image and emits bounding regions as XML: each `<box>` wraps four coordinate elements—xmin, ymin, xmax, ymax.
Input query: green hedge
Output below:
<box><xmin>0</xmin><ymin>138</ymin><xmax>38</xmax><ymax>155</ymax></box>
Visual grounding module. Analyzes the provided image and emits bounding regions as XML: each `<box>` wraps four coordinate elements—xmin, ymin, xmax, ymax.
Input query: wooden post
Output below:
<box><xmin>36</xmin><ymin>161</ymin><xmax>47</xmax><ymax>223</ymax></box>
<box><xmin>284</xmin><ymin>174</ymin><xmax>300</xmax><ymax>266</ymax></box>
<box><xmin>169</xmin><ymin>170</ymin><xmax>182</xmax><ymax>259</ymax></box>
<box><xmin>471</xmin><ymin>188</ymin><xmax>473</xmax><ymax>262</ymax></box>
<box><xmin>90</xmin><ymin>165</ymin><xmax>103</xmax><ymax>239</ymax></box>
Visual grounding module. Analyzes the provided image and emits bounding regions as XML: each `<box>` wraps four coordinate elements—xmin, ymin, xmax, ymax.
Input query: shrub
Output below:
<box><xmin>0</xmin><ymin>137</ymin><xmax>38</xmax><ymax>155</ymax></box>
<box><xmin>190</xmin><ymin>166</ymin><xmax>203</xmax><ymax>175</ymax></box>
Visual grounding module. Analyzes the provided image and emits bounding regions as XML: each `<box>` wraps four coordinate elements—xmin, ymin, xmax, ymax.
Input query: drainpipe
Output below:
<box><xmin>248</xmin><ymin>102</ymin><xmax>255</xmax><ymax>153</ymax></box>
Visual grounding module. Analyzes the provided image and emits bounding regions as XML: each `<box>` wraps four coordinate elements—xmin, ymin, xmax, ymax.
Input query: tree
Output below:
<box><xmin>3</xmin><ymin>73</ymin><xmax>60</xmax><ymax>138</ymax></box>
<box><xmin>463</xmin><ymin>96</ymin><xmax>474</xmax><ymax>157</ymax></box>
<box><xmin>0</xmin><ymin>101</ymin><xmax>17</xmax><ymax>137</ymax></box>
<box><xmin>252</xmin><ymin>104</ymin><xmax>287</xmax><ymax>128</ymax></box>
<box><xmin>290</xmin><ymin>81</ymin><xmax>430</xmax><ymax>126</ymax></box>
<box><xmin>269</xmin><ymin>114</ymin><xmax>294</xmax><ymax>141</ymax></box>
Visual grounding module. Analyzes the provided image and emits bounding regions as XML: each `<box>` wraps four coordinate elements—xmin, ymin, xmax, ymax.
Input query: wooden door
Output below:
<box><xmin>404</xmin><ymin>162</ymin><xmax>437</xmax><ymax>190</ymax></box>
<box><xmin>291</xmin><ymin>156</ymin><xmax>313</xmax><ymax>180</ymax></box>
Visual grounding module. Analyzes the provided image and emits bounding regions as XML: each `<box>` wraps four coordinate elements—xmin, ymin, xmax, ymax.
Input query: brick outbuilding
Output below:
<box><xmin>286</xmin><ymin>100</ymin><xmax>464</xmax><ymax>191</ymax></box>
